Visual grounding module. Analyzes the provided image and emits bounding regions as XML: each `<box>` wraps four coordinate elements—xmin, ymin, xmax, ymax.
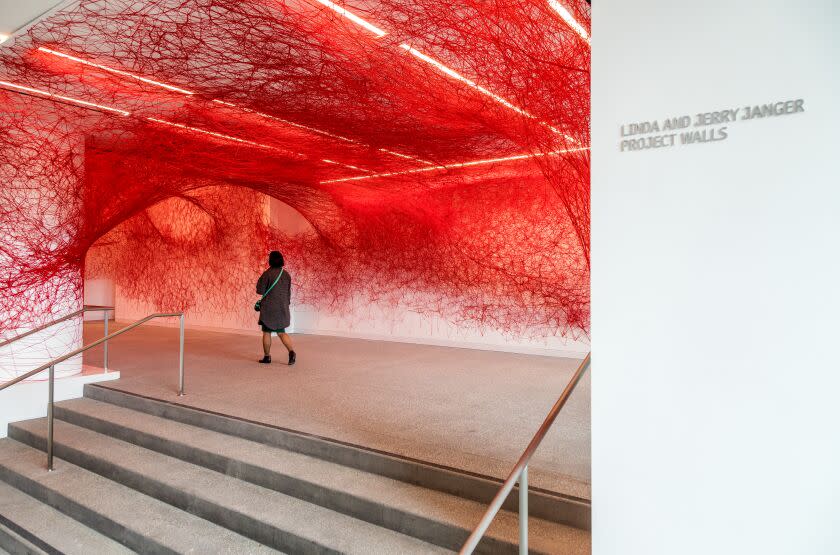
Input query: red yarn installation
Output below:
<box><xmin>0</xmin><ymin>0</ymin><xmax>590</xmax><ymax>338</ymax></box>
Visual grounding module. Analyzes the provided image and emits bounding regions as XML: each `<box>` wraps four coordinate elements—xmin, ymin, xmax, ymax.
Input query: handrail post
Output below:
<box><xmin>103</xmin><ymin>310</ymin><xmax>109</xmax><ymax>372</ymax></box>
<box><xmin>1</xmin><ymin>310</ymin><xmax>186</xmax><ymax>465</ymax></box>
<box><xmin>178</xmin><ymin>314</ymin><xmax>185</xmax><ymax>396</ymax></box>
<box><xmin>47</xmin><ymin>364</ymin><xmax>55</xmax><ymax>471</ymax></box>
<box><xmin>458</xmin><ymin>353</ymin><xmax>590</xmax><ymax>555</ymax></box>
<box><xmin>519</xmin><ymin>465</ymin><xmax>528</xmax><ymax>555</ymax></box>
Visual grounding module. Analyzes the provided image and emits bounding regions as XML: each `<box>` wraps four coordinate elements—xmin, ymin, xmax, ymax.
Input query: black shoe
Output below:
<box><xmin>288</xmin><ymin>351</ymin><xmax>296</xmax><ymax>366</ymax></box>
<box><xmin>259</xmin><ymin>356</ymin><xmax>271</xmax><ymax>364</ymax></box>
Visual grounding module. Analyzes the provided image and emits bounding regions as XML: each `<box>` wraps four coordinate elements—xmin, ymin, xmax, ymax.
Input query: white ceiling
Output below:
<box><xmin>0</xmin><ymin>0</ymin><xmax>72</xmax><ymax>38</ymax></box>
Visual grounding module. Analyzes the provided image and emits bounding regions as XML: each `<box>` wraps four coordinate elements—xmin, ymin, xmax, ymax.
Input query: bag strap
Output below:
<box><xmin>260</xmin><ymin>268</ymin><xmax>284</xmax><ymax>302</ymax></box>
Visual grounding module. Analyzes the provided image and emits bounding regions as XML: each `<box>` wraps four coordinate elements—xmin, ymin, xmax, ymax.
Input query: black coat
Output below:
<box><xmin>256</xmin><ymin>267</ymin><xmax>291</xmax><ymax>330</ymax></box>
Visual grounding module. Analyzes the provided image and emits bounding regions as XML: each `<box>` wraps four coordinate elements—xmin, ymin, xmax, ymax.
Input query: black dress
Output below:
<box><xmin>256</xmin><ymin>267</ymin><xmax>291</xmax><ymax>332</ymax></box>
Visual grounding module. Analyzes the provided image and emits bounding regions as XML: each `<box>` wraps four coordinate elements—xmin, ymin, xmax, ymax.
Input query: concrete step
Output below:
<box><xmin>85</xmin><ymin>383</ymin><xmax>590</xmax><ymax>530</ymax></box>
<box><xmin>52</xmin><ymin>396</ymin><xmax>589</xmax><ymax>554</ymax></box>
<box><xmin>0</xmin><ymin>481</ymin><xmax>132</xmax><ymax>555</ymax></box>
<box><xmin>8</xmin><ymin>418</ymin><xmax>453</xmax><ymax>555</ymax></box>
<box><xmin>0</xmin><ymin>438</ymin><xmax>280</xmax><ymax>555</ymax></box>
<box><xmin>0</xmin><ymin>519</ymin><xmax>45</xmax><ymax>555</ymax></box>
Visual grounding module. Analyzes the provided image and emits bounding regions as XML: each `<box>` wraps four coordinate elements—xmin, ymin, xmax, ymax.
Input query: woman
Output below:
<box><xmin>256</xmin><ymin>250</ymin><xmax>296</xmax><ymax>365</ymax></box>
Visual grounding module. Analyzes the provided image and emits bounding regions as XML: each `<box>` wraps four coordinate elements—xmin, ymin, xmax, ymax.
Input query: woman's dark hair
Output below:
<box><xmin>268</xmin><ymin>251</ymin><xmax>284</xmax><ymax>268</ymax></box>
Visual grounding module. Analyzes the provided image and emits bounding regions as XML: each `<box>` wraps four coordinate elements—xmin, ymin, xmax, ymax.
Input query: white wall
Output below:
<box><xmin>115</xmin><ymin>195</ymin><xmax>590</xmax><ymax>357</ymax></box>
<box><xmin>0</xmin><ymin>0</ymin><xmax>68</xmax><ymax>38</ymax></box>
<box><xmin>292</xmin><ymin>302</ymin><xmax>589</xmax><ymax>358</ymax></box>
<box><xmin>117</xmin><ymin>287</ymin><xmax>589</xmax><ymax>358</ymax></box>
<box><xmin>0</xmin><ymin>275</ymin><xmax>82</xmax><ymax>383</ymax></box>
<box><xmin>83</xmin><ymin>278</ymin><xmax>115</xmax><ymax>321</ymax></box>
<box><xmin>273</xmin><ymin>199</ymin><xmax>590</xmax><ymax>357</ymax></box>
<box><xmin>1</xmin><ymin>133</ymin><xmax>84</xmax><ymax>384</ymax></box>
<box><xmin>0</xmin><ymin>369</ymin><xmax>119</xmax><ymax>439</ymax></box>
<box><xmin>0</xmin><ymin>111</ymin><xmax>102</xmax><ymax>432</ymax></box>
<box><xmin>592</xmin><ymin>2</ymin><xmax>840</xmax><ymax>554</ymax></box>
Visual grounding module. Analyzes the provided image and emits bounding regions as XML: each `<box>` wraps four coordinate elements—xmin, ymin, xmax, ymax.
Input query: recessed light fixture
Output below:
<box><xmin>399</xmin><ymin>44</ymin><xmax>564</xmax><ymax>126</ymax></box>
<box><xmin>547</xmin><ymin>0</ymin><xmax>590</xmax><ymax>44</ymax></box>
<box><xmin>322</xmin><ymin>158</ymin><xmax>371</xmax><ymax>173</ymax></box>
<box><xmin>0</xmin><ymin>33</ymin><xmax>10</xmax><ymax>45</ymax></box>
<box><xmin>301</xmin><ymin>5</ymin><xmax>571</xmax><ymax>135</ymax></box>
<box><xmin>321</xmin><ymin>147</ymin><xmax>589</xmax><ymax>183</ymax></box>
<box><xmin>378</xmin><ymin>148</ymin><xmax>435</xmax><ymax>166</ymax></box>
<box><xmin>38</xmin><ymin>47</ymin><xmax>195</xmax><ymax>95</ymax></box>
<box><xmin>213</xmin><ymin>99</ymin><xmax>359</xmax><ymax>144</ymax></box>
<box><xmin>304</xmin><ymin>3</ymin><xmax>560</xmax><ymax>134</ymax></box>
<box><xmin>312</xmin><ymin>0</ymin><xmax>387</xmax><ymax>38</ymax></box>
<box><xmin>36</xmin><ymin>44</ymin><xmax>449</xmax><ymax>162</ymax></box>
<box><xmin>147</xmin><ymin>117</ymin><xmax>277</xmax><ymax>149</ymax></box>
<box><xmin>0</xmin><ymin>79</ymin><xmax>130</xmax><ymax>115</ymax></box>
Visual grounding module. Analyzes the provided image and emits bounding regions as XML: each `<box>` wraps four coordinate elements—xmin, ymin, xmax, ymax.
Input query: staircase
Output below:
<box><xmin>0</xmin><ymin>384</ymin><xmax>591</xmax><ymax>554</ymax></box>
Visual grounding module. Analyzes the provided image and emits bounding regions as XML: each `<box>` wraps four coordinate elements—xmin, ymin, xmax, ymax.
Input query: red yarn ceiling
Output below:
<box><xmin>0</xmin><ymin>0</ymin><xmax>590</xmax><ymax>338</ymax></box>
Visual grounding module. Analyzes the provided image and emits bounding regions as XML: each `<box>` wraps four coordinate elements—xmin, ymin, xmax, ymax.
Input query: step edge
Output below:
<box><xmin>9</xmin><ymin>421</ymin><xmax>456</xmax><ymax>555</ymax></box>
<box><xmin>0</xmin><ymin>516</ymin><xmax>53</xmax><ymax>555</ymax></box>
<box><xmin>0</xmin><ymin>482</ymin><xmax>132</xmax><ymax>555</ymax></box>
<box><xmin>53</xmin><ymin>401</ymin><xmax>577</xmax><ymax>554</ymax></box>
<box><xmin>85</xmin><ymin>383</ymin><xmax>591</xmax><ymax>531</ymax></box>
<box><xmin>0</xmin><ymin>439</ymin><xmax>176</xmax><ymax>555</ymax></box>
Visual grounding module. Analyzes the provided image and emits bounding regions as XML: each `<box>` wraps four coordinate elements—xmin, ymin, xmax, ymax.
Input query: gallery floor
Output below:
<box><xmin>81</xmin><ymin>322</ymin><xmax>591</xmax><ymax>502</ymax></box>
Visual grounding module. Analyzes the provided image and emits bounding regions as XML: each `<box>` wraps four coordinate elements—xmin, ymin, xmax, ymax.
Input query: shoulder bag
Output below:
<box><xmin>255</xmin><ymin>269</ymin><xmax>284</xmax><ymax>311</ymax></box>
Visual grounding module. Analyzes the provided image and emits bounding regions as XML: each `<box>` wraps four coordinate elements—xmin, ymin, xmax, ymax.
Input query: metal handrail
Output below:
<box><xmin>460</xmin><ymin>352</ymin><xmax>591</xmax><ymax>555</ymax></box>
<box><xmin>0</xmin><ymin>312</ymin><xmax>186</xmax><ymax>470</ymax></box>
<box><xmin>0</xmin><ymin>305</ymin><xmax>114</xmax><ymax>349</ymax></box>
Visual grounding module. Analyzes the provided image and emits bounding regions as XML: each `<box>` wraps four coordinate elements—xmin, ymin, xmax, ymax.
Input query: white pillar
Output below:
<box><xmin>0</xmin><ymin>278</ymin><xmax>83</xmax><ymax>383</ymax></box>
<box><xmin>0</xmin><ymin>122</ymin><xmax>85</xmax><ymax>436</ymax></box>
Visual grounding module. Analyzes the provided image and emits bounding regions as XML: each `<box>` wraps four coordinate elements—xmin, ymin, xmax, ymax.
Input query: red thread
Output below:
<box><xmin>0</xmin><ymin>0</ymin><xmax>590</xmax><ymax>339</ymax></box>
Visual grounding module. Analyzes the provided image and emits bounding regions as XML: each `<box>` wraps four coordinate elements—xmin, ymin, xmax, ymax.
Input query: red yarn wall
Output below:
<box><xmin>0</xmin><ymin>0</ymin><xmax>590</xmax><ymax>338</ymax></box>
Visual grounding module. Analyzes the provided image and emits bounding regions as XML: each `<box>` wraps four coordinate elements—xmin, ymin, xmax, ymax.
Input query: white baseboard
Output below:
<box><xmin>290</xmin><ymin>327</ymin><xmax>589</xmax><ymax>358</ymax></box>
<box><xmin>116</xmin><ymin>319</ymin><xmax>589</xmax><ymax>359</ymax></box>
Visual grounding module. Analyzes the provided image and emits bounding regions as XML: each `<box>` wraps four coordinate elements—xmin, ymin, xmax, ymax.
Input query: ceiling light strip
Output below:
<box><xmin>311</xmin><ymin>0</ymin><xmax>387</xmax><ymax>37</ymax></box>
<box><xmin>295</xmin><ymin>4</ymin><xmax>568</xmax><ymax>134</ymax></box>
<box><xmin>547</xmin><ymin>0</ymin><xmax>590</xmax><ymax>44</ymax></box>
<box><xmin>399</xmin><ymin>44</ymin><xmax>575</xmax><ymax>137</ymax></box>
<box><xmin>146</xmin><ymin>117</ymin><xmax>277</xmax><ymax>149</ymax></box>
<box><xmin>213</xmin><ymin>100</ymin><xmax>358</xmax><ymax>144</ymax></box>
<box><xmin>36</xmin><ymin>46</ymin><xmax>426</xmax><ymax>165</ymax></box>
<box><xmin>400</xmin><ymin>44</ymin><xmax>531</xmax><ymax>117</ymax></box>
<box><xmin>322</xmin><ymin>158</ymin><xmax>372</xmax><ymax>173</ymax></box>
<box><xmin>378</xmin><ymin>148</ymin><xmax>435</xmax><ymax>166</ymax></box>
<box><xmin>0</xmin><ymin>79</ymin><xmax>130</xmax><ymax>115</ymax></box>
<box><xmin>147</xmin><ymin>118</ymin><xmax>375</xmax><ymax>172</ymax></box>
<box><xmin>37</xmin><ymin>47</ymin><xmax>360</xmax><ymax>147</ymax></box>
<box><xmin>321</xmin><ymin>147</ymin><xmax>589</xmax><ymax>183</ymax></box>
<box><xmin>212</xmin><ymin>100</ymin><xmax>431</xmax><ymax>166</ymax></box>
<box><xmin>38</xmin><ymin>47</ymin><xmax>195</xmax><ymax>94</ymax></box>
<box><xmin>0</xmin><ymin>77</ymin><xmax>345</xmax><ymax>163</ymax></box>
